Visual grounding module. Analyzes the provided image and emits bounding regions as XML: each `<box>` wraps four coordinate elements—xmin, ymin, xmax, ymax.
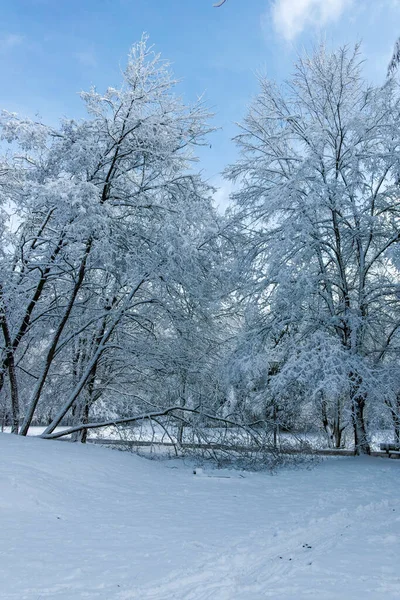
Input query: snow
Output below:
<box><xmin>1</xmin><ymin>433</ymin><xmax>399</xmax><ymax>600</ymax></box>
<box><xmin>5</xmin><ymin>424</ymin><xmax>394</xmax><ymax>453</ymax></box>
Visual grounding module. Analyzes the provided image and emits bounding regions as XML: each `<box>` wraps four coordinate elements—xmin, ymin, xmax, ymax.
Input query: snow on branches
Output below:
<box><xmin>225</xmin><ymin>45</ymin><xmax>400</xmax><ymax>454</ymax></box>
<box><xmin>1</xmin><ymin>39</ymin><xmax>400</xmax><ymax>459</ymax></box>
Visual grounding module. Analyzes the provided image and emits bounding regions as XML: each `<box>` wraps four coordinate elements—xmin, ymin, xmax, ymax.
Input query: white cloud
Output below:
<box><xmin>271</xmin><ymin>0</ymin><xmax>352</xmax><ymax>41</ymax></box>
<box><xmin>0</xmin><ymin>34</ymin><xmax>24</xmax><ymax>52</ymax></box>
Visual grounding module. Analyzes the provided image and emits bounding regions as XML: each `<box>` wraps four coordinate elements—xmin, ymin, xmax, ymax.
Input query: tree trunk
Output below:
<box><xmin>42</xmin><ymin>278</ymin><xmax>145</xmax><ymax>437</ymax></box>
<box><xmin>320</xmin><ymin>395</ymin><xmax>333</xmax><ymax>448</ymax></box>
<box><xmin>0</xmin><ymin>230</ymin><xmax>67</xmax><ymax>400</ymax></box>
<box><xmin>72</xmin><ymin>398</ymin><xmax>90</xmax><ymax>443</ymax></box>
<box><xmin>352</xmin><ymin>395</ymin><xmax>370</xmax><ymax>455</ymax></box>
<box><xmin>0</xmin><ymin>304</ymin><xmax>20</xmax><ymax>434</ymax></box>
<box><xmin>7</xmin><ymin>358</ymin><xmax>20</xmax><ymax>434</ymax></box>
<box><xmin>333</xmin><ymin>421</ymin><xmax>344</xmax><ymax>449</ymax></box>
<box><xmin>393</xmin><ymin>394</ymin><xmax>400</xmax><ymax>445</ymax></box>
<box><xmin>1</xmin><ymin>407</ymin><xmax>7</xmax><ymax>432</ymax></box>
<box><xmin>19</xmin><ymin>240</ymin><xmax>92</xmax><ymax>436</ymax></box>
<box><xmin>395</xmin><ymin>422</ymin><xmax>400</xmax><ymax>445</ymax></box>
<box><xmin>80</xmin><ymin>400</ymin><xmax>89</xmax><ymax>444</ymax></box>
<box><xmin>272</xmin><ymin>403</ymin><xmax>280</xmax><ymax>450</ymax></box>
<box><xmin>349</xmin><ymin>372</ymin><xmax>370</xmax><ymax>455</ymax></box>
<box><xmin>383</xmin><ymin>395</ymin><xmax>400</xmax><ymax>445</ymax></box>
<box><xmin>177</xmin><ymin>421</ymin><xmax>184</xmax><ymax>445</ymax></box>
<box><xmin>333</xmin><ymin>396</ymin><xmax>345</xmax><ymax>449</ymax></box>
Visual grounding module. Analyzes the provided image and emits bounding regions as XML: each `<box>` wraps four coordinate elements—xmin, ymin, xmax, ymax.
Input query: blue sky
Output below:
<box><xmin>1</xmin><ymin>0</ymin><xmax>400</xmax><ymax>204</ymax></box>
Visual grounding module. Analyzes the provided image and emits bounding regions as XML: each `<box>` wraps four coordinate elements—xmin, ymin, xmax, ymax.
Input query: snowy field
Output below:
<box><xmin>1</xmin><ymin>433</ymin><xmax>400</xmax><ymax>600</ymax></box>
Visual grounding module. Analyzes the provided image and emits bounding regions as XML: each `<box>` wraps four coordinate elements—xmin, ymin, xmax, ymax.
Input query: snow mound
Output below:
<box><xmin>1</xmin><ymin>433</ymin><xmax>399</xmax><ymax>599</ymax></box>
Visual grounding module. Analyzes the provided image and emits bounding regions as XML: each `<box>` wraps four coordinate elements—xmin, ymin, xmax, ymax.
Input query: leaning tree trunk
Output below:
<box><xmin>0</xmin><ymin>228</ymin><xmax>67</xmax><ymax>401</ymax></box>
<box><xmin>42</xmin><ymin>277</ymin><xmax>146</xmax><ymax>437</ymax></box>
<box><xmin>19</xmin><ymin>240</ymin><xmax>92</xmax><ymax>436</ymax></box>
<box><xmin>71</xmin><ymin>361</ymin><xmax>99</xmax><ymax>443</ymax></box>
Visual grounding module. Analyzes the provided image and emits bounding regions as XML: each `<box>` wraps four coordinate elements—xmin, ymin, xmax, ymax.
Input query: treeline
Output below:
<box><xmin>1</xmin><ymin>39</ymin><xmax>400</xmax><ymax>455</ymax></box>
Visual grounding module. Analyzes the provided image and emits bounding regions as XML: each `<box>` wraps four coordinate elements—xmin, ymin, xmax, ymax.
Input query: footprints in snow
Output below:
<box><xmin>278</xmin><ymin>542</ymin><xmax>313</xmax><ymax>566</ymax></box>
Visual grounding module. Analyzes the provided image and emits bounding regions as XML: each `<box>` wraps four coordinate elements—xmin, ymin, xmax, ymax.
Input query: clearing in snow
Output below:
<box><xmin>1</xmin><ymin>433</ymin><xmax>399</xmax><ymax>599</ymax></box>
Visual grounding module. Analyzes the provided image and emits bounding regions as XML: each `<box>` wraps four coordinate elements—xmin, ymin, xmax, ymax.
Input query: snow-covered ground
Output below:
<box><xmin>1</xmin><ymin>433</ymin><xmax>399</xmax><ymax>600</ymax></box>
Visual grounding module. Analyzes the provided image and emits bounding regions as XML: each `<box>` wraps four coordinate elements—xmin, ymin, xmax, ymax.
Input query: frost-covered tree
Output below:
<box><xmin>388</xmin><ymin>37</ymin><xmax>400</xmax><ymax>78</ymax></box>
<box><xmin>0</xmin><ymin>37</ymin><xmax>224</xmax><ymax>437</ymax></box>
<box><xmin>226</xmin><ymin>45</ymin><xmax>400</xmax><ymax>454</ymax></box>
